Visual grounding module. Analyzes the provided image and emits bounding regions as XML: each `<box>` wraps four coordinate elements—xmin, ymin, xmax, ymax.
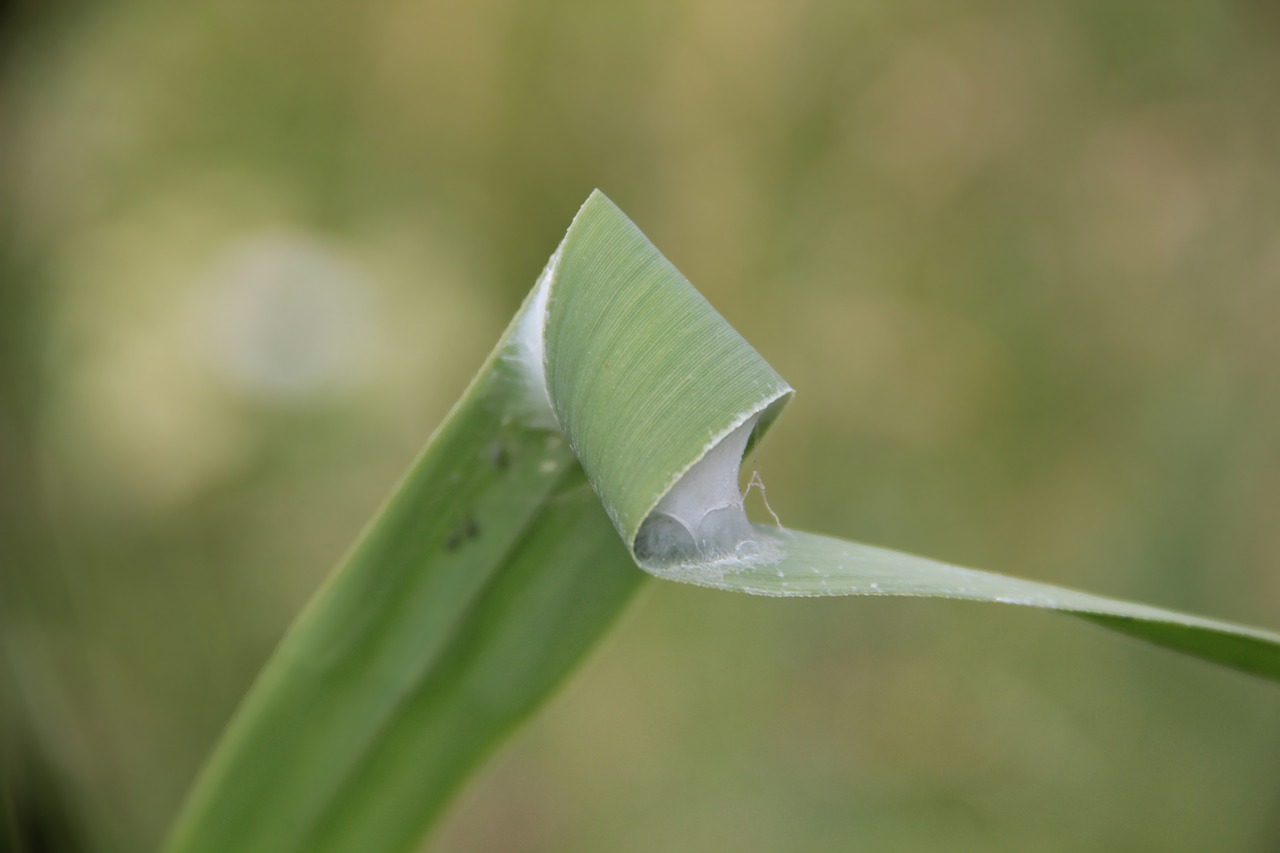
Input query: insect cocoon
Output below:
<box><xmin>634</xmin><ymin>412</ymin><xmax>775</xmax><ymax>569</ymax></box>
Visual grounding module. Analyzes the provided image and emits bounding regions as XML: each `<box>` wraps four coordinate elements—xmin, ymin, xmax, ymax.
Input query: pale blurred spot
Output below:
<box><xmin>40</xmin><ymin>175</ymin><xmax>357</xmax><ymax>512</ymax></box>
<box><xmin>55</xmin><ymin>324</ymin><xmax>249</xmax><ymax>512</ymax></box>
<box><xmin>191</xmin><ymin>234</ymin><xmax>380</xmax><ymax>401</ymax></box>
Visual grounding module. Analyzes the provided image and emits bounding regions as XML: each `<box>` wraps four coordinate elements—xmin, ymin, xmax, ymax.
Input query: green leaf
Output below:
<box><xmin>706</xmin><ymin>528</ymin><xmax>1280</xmax><ymax>682</ymax></box>
<box><xmin>163</xmin><ymin>276</ymin><xmax>644</xmax><ymax>853</ymax></box>
<box><xmin>167</xmin><ymin>190</ymin><xmax>1280</xmax><ymax>853</ymax></box>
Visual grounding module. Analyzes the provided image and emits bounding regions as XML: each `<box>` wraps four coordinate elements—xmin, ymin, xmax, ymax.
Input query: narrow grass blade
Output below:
<box><xmin>695</xmin><ymin>527</ymin><xmax>1280</xmax><ymax>681</ymax></box>
<box><xmin>164</xmin><ymin>304</ymin><xmax>642</xmax><ymax>853</ymax></box>
<box><xmin>169</xmin><ymin>189</ymin><xmax>1280</xmax><ymax>853</ymax></box>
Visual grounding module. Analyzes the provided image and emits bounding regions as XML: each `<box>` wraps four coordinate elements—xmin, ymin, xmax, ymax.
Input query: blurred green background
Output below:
<box><xmin>3</xmin><ymin>0</ymin><xmax>1280</xmax><ymax>850</ymax></box>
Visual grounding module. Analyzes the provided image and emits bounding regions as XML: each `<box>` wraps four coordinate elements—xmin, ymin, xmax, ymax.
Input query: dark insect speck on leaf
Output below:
<box><xmin>444</xmin><ymin>516</ymin><xmax>481</xmax><ymax>551</ymax></box>
<box><xmin>489</xmin><ymin>442</ymin><xmax>510</xmax><ymax>471</ymax></box>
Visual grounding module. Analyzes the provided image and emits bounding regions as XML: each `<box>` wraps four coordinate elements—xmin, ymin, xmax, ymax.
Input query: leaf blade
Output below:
<box><xmin>689</xmin><ymin>526</ymin><xmax>1280</xmax><ymax>681</ymax></box>
<box><xmin>169</xmin><ymin>188</ymin><xmax>1280</xmax><ymax>853</ymax></box>
<box><xmin>165</xmin><ymin>351</ymin><xmax>642</xmax><ymax>853</ymax></box>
